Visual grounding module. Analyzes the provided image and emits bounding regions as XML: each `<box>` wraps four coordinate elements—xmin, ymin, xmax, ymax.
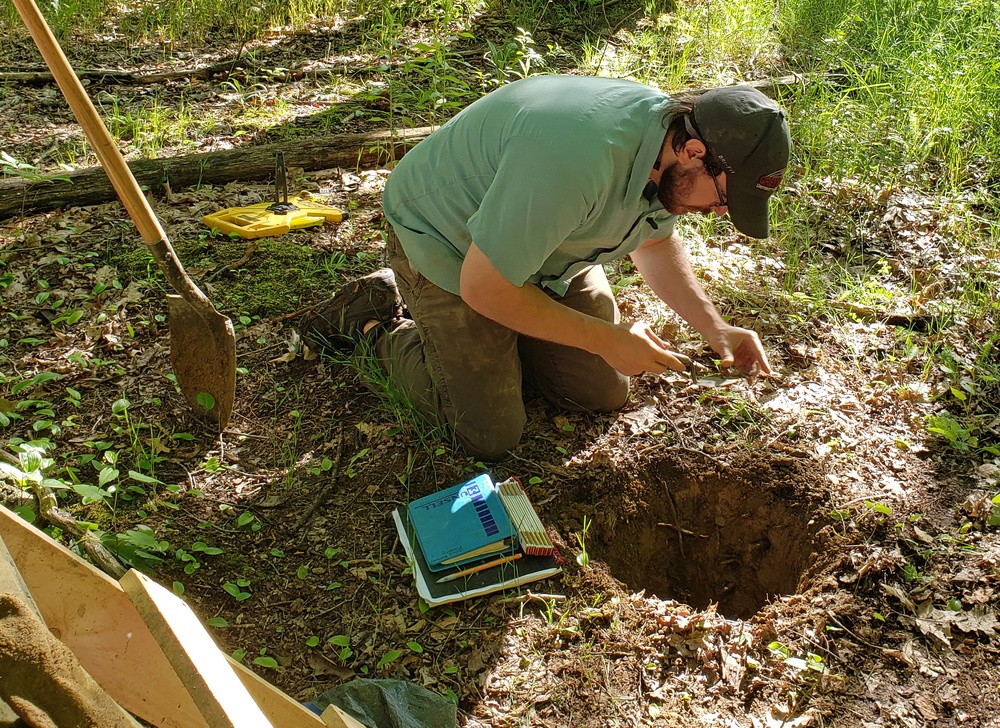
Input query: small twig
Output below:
<box><xmin>229</xmin><ymin>39</ymin><xmax>249</xmax><ymax>78</ymax></box>
<box><xmin>266</xmin><ymin>306</ymin><xmax>315</xmax><ymax>324</ymax></box>
<box><xmin>656</xmin><ymin>522</ymin><xmax>708</xmax><ymax>538</ymax></box>
<box><xmin>0</xmin><ymin>58</ymin><xmax>247</xmax><ymax>85</ymax></box>
<box><xmin>661</xmin><ymin>485</ymin><xmax>686</xmax><ymax>560</ymax></box>
<box><xmin>497</xmin><ymin>591</ymin><xmax>567</xmax><ymax>605</ymax></box>
<box><xmin>293</xmin><ymin>424</ymin><xmax>345</xmax><ymax>534</ymax></box>
<box><xmin>206</xmin><ymin>242</ymin><xmax>258</xmax><ymax>282</ymax></box>
<box><xmin>828</xmin><ymin>300</ymin><xmax>935</xmax><ymax>331</ymax></box>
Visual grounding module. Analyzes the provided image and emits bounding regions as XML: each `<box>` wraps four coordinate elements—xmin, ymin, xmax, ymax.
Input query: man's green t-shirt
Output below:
<box><xmin>382</xmin><ymin>75</ymin><xmax>678</xmax><ymax>296</ymax></box>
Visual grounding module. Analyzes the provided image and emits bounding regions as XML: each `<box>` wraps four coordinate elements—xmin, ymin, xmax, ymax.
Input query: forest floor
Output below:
<box><xmin>1</xmin><ymin>10</ymin><xmax>999</xmax><ymax>728</ymax></box>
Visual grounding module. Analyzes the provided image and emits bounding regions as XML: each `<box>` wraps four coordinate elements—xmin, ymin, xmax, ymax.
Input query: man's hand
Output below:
<box><xmin>598</xmin><ymin>321</ymin><xmax>689</xmax><ymax>377</ymax></box>
<box><xmin>631</xmin><ymin>235</ymin><xmax>772</xmax><ymax>377</ymax></box>
<box><xmin>708</xmin><ymin>324</ymin><xmax>772</xmax><ymax>375</ymax></box>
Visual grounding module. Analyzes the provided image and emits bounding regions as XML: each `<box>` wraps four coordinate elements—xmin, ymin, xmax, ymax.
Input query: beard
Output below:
<box><xmin>655</xmin><ymin>160</ymin><xmax>702</xmax><ymax>214</ymax></box>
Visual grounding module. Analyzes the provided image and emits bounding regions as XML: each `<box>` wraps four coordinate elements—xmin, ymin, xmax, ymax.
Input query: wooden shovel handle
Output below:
<box><xmin>12</xmin><ymin>0</ymin><xmax>214</xmax><ymax>311</ymax></box>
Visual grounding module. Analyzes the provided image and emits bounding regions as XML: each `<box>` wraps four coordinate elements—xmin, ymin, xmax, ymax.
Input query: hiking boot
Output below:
<box><xmin>301</xmin><ymin>269</ymin><xmax>403</xmax><ymax>351</ymax></box>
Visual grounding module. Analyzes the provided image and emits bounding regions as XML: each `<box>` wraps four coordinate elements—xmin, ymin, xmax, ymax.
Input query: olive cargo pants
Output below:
<box><xmin>371</xmin><ymin>229</ymin><xmax>629</xmax><ymax>459</ymax></box>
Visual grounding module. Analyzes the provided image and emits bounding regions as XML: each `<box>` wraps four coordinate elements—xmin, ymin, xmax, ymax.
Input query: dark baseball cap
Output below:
<box><xmin>690</xmin><ymin>85</ymin><xmax>790</xmax><ymax>238</ymax></box>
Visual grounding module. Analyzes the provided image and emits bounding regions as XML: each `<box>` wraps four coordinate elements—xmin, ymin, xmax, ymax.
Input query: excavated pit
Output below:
<box><xmin>595</xmin><ymin>458</ymin><xmax>823</xmax><ymax>619</ymax></box>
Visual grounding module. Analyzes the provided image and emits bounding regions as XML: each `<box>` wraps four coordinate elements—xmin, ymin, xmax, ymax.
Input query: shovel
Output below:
<box><xmin>13</xmin><ymin>0</ymin><xmax>236</xmax><ymax>428</ymax></box>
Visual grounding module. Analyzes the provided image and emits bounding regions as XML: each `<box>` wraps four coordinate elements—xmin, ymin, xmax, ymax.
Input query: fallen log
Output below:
<box><xmin>0</xmin><ymin>57</ymin><xmax>251</xmax><ymax>85</ymax></box>
<box><xmin>0</xmin><ymin>50</ymin><xmax>484</xmax><ymax>86</ymax></box>
<box><xmin>0</xmin><ymin>125</ymin><xmax>435</xmax><ymax>220</ymax></box>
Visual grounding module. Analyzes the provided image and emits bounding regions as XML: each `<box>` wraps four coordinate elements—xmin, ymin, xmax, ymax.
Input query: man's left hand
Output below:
<box><xmin>709</xmin><ymin>325</ymin><xmax>772</xmax><ymax>375</ymax></box>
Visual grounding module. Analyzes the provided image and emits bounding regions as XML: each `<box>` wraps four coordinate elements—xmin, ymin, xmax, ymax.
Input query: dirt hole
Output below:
<box><xmin>594</xmin><ymin>459</ymin><xmax>823</xmax><ymax>620</ymax></box>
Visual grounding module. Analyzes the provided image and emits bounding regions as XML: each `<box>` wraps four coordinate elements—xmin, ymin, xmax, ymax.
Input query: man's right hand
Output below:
<box><xmin>598</xmin><ymin>321</ymin><xmax>689</xmax><ymax>376</ymax></box>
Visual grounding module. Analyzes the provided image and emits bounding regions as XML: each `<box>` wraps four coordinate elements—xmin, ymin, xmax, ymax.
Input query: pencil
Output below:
<box><xmin>435</xmin><ymin>552</ymin><xmax>523</xmax><ymax>584</ymax></box>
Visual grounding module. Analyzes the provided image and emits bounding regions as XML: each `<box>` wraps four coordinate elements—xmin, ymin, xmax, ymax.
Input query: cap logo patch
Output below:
<box><xmin>757</xmin><ymin>169</ymin><xmax>785</xmax><ymax>192</ymax></box>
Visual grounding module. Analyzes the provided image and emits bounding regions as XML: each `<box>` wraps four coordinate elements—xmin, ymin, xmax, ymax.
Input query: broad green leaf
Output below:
<box><xmin>13</xmin><ymin>506</ymin><xmax>35</xmax><ymax>524</ymax></box>
<box><xmin>191</xmin><ymin>542</ymin><xmax>224</xmax><ymax>555</ymax></box>
<box><xmin>121</xmin><ymin>527</ymin><xmax>163</xmax><ymax>551</ymax></box>
<box><xmin>73</xmin><ymin>483</ymin><xmax>109</xmax><ymax>503</ymax></box>
<box><xmin>376</xmin><ymin>650</ymin><xmax>402</xmax><ymax>669</ymax></box>
<box><xmin>129</xmin><ymin>470</ymin><xmax>163</xmax><ymax>484</ymax></box>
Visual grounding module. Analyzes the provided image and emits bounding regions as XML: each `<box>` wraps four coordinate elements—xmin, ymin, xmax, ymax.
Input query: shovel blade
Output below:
<box><xmin>167</xmin><ymin>294</ymin><xmax>237</xmax><ymax>429</ymax></box>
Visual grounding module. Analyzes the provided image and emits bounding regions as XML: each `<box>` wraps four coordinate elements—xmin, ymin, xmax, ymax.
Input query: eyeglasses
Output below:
<box><xmin>684</xmin><ymin>113</ymin><xmax>727</xmax><ymax>209</ymax></box>
<box><xmin>706</xmin><ymin>161</ymin><xmax>727</xmax><ymax>209</ymax></box>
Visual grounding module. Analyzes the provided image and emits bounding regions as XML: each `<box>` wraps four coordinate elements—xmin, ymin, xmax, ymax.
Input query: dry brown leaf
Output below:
<box><xmin>306</xmin><ymin>651</ymin><xmax>355</xmax><ymax>680</ymax></box>
<box><xmin>952</xmin><ymin>606</ymin><xmax>998</xmax><ymax>636</ymax></box>
<box><xmin>912</xmin><ymin>694</ymin><xmax>938</xmax><ymax>721</ymax></box>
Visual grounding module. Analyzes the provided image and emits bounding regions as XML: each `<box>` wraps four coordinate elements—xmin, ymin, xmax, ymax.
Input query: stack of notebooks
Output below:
<box><xmin>392</xmin><ymin>473</ymin><xmax>562</xmax><ymax>606</ymax></box>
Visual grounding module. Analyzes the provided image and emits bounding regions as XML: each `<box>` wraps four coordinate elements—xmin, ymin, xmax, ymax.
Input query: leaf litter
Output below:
<box><xmin>0</xmin><ymin>24</ymin><xmax>998</xmax><ymax>728</ymax></box>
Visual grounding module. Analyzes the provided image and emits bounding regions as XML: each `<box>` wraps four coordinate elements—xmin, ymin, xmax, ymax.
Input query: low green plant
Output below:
<box><xmin>484</xmin><ymin>27</ymin><xmax>549</xmax><ymax>88</ymax></box>
<box><xmin>223</xmin><ymin>578</ymin><xmax>252</xmax><ymax>601</ymax></box>
<box><xmin>252</xmin><ymin>649</ymin><xmax>279</xmax><ymax>669</ymax></box>
<box><xmin>112</xmin><ymin>524</ymin><xmax>171</xmax><ymax>568</ymax></box>
<box><xmin>0</xmin><ymin>151</ymin><xmax>72</xmax><ymax>183</ymax></box>
<box><xmin>235</xmin><ymin>511</ymin><xmax>261</xmax><ymax>532</ymax></box>
<box><xmin>1</xmin><ymin>372</ymin><xmax>63</xmax><ymax>434</ymax></box>
<box><xmin>864</xmin><ymin>500</ymin><xmax>893</xmax><ymax>517</ymax></box>
<box><xmin>926</xmin><ymin>412</ymin><xmax>978</xmax><ymax>452</ymax></box>
<box><xmin>376</xmin><ymin>648</ymin><xmax>402</xmax><ymax>670</ymax></box>
<box><xmin>220</xmin><ymin>77</ymin><xmax>272</xmax><ymax>108</ymax></box>
<box><xmin>575</xmin><ymin>515</ymin><xmax>592</xmax><ymax>568</ymax></box>
<box><xmin>328</xmin><ymin>634</ymin><xmax>353</xmax><ymax>662</ymax></box>
<box><xmin>108</xmin><ymin>396</ymin><xmax>166</xmax><ymax>475</ymax></box>
<box><xmin>768</xmin><ymin>641</ymin><xmax>830</xmax><ymax>679</ymax></box>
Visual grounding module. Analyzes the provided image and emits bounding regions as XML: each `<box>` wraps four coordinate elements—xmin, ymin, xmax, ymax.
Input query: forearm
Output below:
<box><xmin>630</xmin><ymin>232</ymin><xmax>726</xmax><ymax>340</ymax></box>
<box><xmin>459</xmin><ymin>242</ymin><xmax>612</xmax><ymax>354</ymax></box>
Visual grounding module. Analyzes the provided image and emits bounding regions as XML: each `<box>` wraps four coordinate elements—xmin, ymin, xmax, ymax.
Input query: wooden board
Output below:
<box><xmin>319</xmin><ymin>704</ymin><xmax>369</xmax><ymax>728</ymax></box>
<box><xmin>0</xmin><ymin>505</ymin><xmax>326</xmax><ymax>728</ymax></box>
<box><xmin>121</xmin><ymin>570</ymin><xmax>272</xmax><ymax>728</ymax></box>
<box><xmin>0</xmin><ymin>506</ymin><xmax>208</xmax><ymax>727</ymax></box>
<box><xmin>0</xmin><ymin>531</ymin><xmax>38</xmax><ymax>614</ymax></box>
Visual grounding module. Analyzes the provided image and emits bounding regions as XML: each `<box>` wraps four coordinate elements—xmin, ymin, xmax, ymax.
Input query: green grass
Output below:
<box><xmin>780</xmin><ymin>0</ymin><xmax>1000</xmax><ymax>188</ymax></box>
<box><xmin>3</xmin><ymin>0</ymin><xmax>356</xmax><ymax>43</ymax></box>
<box><xmin>321</xmin><ymin>337</ymin><xmax>455</xmax><ymax>454</ymax></box>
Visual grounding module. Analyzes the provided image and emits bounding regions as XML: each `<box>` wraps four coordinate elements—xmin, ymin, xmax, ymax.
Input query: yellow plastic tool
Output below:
<box><xmin>202</xmin><ymin>153</ymin><xmax>346</xmax><ymax>239</ymax></box>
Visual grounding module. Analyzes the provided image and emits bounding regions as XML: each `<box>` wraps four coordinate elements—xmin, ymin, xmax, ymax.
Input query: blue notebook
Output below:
<box><xmin>406</xmin><ymin>474</ymin><xmax>517</xmax><ymax>572</ymax></box>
